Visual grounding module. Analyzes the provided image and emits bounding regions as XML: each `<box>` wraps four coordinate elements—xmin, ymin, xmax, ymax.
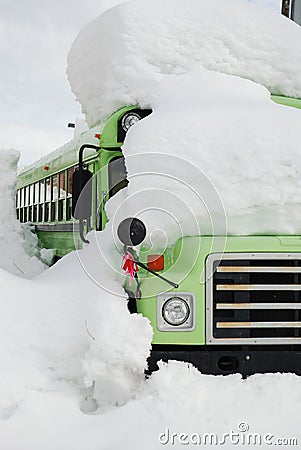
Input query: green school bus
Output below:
<box><xmin>16</xmin><ymin>94</ymin><xmax>301</xmax><ymax>376</ymax></box>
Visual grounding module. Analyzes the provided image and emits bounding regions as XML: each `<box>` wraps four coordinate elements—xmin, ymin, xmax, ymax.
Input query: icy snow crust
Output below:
<box><xmin>67</xmin><ymin>0</ymin><xmax>301</xmax><ymax>127</ymax></box>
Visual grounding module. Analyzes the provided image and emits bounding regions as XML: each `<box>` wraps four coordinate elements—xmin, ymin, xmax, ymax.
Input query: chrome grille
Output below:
<box><xmin>206</xmin><ymin>253</ymin><xmax>301</xmax><ymax>344</ymax></box>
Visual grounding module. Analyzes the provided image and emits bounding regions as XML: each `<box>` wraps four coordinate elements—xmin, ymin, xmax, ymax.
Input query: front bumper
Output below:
<box><xmin>148</xmin><ymin>345</ymin><xmax>301</xmax><ymax>376</ymax></box>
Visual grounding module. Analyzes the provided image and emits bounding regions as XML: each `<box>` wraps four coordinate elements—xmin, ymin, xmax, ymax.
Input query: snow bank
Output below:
<box><xmin>1</xmin><ymin>358</ymin><xmax>301</xmax><ymax>449</ymax></box>
<box><xmin>0</xmin><ymin>149</ymin><xmax>52</xmax><ymax>278</ymax></box>
<box><xmin>0</xmin><ymin>231</ymin><xmax>152</xmax><ymax>421</ymax></box>
<box><xmin>0</xmin><ymin>151</ymin><xmax>152</xmax><ymax>418</ymax></box>
<box><xmin>67</xmin><ymin>0</ymin><xmax>301</xmax><ymax>127</ymax></box>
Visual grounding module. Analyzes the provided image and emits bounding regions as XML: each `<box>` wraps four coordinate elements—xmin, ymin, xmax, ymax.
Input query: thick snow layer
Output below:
<box><xmin>106</xmin><ymin>72</ymin><xmax>301</xmax><ymax>248</ymax></box>
<box><xmin>67</xmin><ymin>0</ymin><xmax>301</xmax><ymax>127</ymax></box>
<box><xmin>1</xmin><ymin>355</ymin><xmax>301</xmax><ymax>449</ymax></box>
<box><xmin>0</xmin><ymin>149</ymin><xmax>52</xmax><ymax>278</ymax></box>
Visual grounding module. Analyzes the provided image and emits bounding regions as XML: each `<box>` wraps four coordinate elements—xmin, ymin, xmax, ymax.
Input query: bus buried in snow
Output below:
<box><xmin>16</xmin><ymin>93</ymin><xmax>301</xmax><ymax>377</ymax></box>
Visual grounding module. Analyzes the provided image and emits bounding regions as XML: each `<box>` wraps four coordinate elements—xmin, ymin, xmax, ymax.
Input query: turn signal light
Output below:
<box><xmin>147</xmin><ymin>255</ymin><xmax>164</xmax><ymax>271</ymax></box>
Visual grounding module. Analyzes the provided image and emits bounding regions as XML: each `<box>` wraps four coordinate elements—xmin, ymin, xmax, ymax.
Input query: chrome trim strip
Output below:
<box><xmin>217</xmin><ymin>284</ymin><xmax>301</xmax><ymax>291</ymax></box>
<box><xmin>217</xmin><ymin>266</ymin><xmax>301</xmax><ymax>273</ymax></box>
<box><xmin>217</xmin><ymin>321</ymin><xmax>301</xmax><ymax>329</ymax></box>
<box><xmin>216</xmin><ymin>303</ymin><xmax>301</xmax><ymax>310</ymax></box>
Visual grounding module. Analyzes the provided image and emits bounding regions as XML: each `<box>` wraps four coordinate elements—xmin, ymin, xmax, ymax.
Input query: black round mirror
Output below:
<box><xmin>117</xmin><ymin>217</ymin><xmax>146</xmax><ymax>247</ymax></box>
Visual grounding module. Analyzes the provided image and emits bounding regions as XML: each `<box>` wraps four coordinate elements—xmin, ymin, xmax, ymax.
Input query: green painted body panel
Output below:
<box><xmin>100</xmin><ymin>105</ymin><xmax>137</xmax><ymax>148</ymax></box>
<box><xmin>137</xmin><ymin>235</ymin><xmax>301</xmax><ymax>345</ymax></box>
<box><xmin>271</xmin><ymin>95</ymin><xmax>301</xmax><ymax>110</ymax></box>
<box><xmin>38</xmin><ymin>231</ymin><xmax>78</xmax><ymax>258</ymax></box>
<box><xmin>28</xmin><ymin>148</ymin><xmax>122</xmax><ymax>258</ymax></box>
<box><xmin>17</xmin><ymin>105</ymin><xmax>135</xmax><ymax>189</ymax></box>
<box><xmin>16</xmin><ymin>106</ymin><xmax>130</xmax><ymax>256</ymax></box>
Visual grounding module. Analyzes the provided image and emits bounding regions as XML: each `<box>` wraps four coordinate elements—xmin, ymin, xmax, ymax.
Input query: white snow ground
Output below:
<box><xmin>1</xmin><ymin>0</ymin><xmax>301</xmax><ymax>449</ymax></box>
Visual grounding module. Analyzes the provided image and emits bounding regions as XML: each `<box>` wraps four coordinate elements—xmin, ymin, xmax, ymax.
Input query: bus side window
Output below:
<box><xmin>51</xmin><ymin>174</ymin><xmax>58</xmax><ymax>221</ymax></box>
<box><xmin>38</xmin><ymin>180</ymin><xmax>44</xmax><ymax>222</ymax></box>
<box><xmin>16</xmin><ymin>190</ymin><xmax>20</xmax><ymax>221</ymax></box>
<box><xmin>44</xmin><ymin>178</ymin><xmax>50</xmax><ymax>222</ymax></box>
<box><xmin>28</xmin><ymin>184</ymin><xmax>34</xmax><ymax>222</ymax></box>
<box><xmin>291</xmin><ymin>0</ymin><xmax>301</xmax><ymax>25</ymax></box>
<box><xmin>108</xmin><ymin>157</ymin><xmax>128</xmax><ymax>198</ymax></box>
<box><xmin>66</xmin><ymin>167</ymin><xmax>76</xmax><ymax>221</ymax></box>
<box><xmin>52</xmin><ymin>174</ymin><xmax>59</xmax><ymax>200</ymax></box>
<box><xmin>23</xmin><ymin>186</ymin><xmax>29</xmax><ymax>222</ymax></box>
<box><xmin>59</xmin><ymin>172</ymin><xmax>66</xmax><ymax>198</ymax></box>
<box><xmin>67</xmin><ymin>167</ymin><xmax>75</xmax><ymax>196</ymax></box>
<box><xmin>58</xmin><ymin>171</ymin><xmax>66</xmax><ymax>221</ymax></box>
<box><xmin>19</xmin><ymin>188</ymin><xmax>24</xmax><ymax>222</ymax></box>
<box><xmin>33</xmin><ymin>182</ymin><xmax>39</xmax><ymax>222</ymax></box>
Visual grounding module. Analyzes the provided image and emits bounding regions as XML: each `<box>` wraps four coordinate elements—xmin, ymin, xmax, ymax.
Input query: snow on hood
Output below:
<box><xmin>106</xmin><ymin>71</ymin><xmax>301</xmax><ymax>249</ymax></box>
<box><xmin>67</xmin><ymin>0</ymin><xmax>301</xmax><ymax>127</ymax></box>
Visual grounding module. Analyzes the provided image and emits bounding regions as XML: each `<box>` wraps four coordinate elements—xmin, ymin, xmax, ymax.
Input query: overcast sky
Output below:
<box><xmin>0</xmin><ymin>0</ymin><xmax>125</xmax><ymax>166</ymax></box>
<box><xmin>1</xmin><ymin>0</ymin><xmax>282</xmax><ymax>166</ymax></box>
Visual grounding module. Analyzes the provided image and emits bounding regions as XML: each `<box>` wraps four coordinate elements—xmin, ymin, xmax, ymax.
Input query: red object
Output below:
<box><xmin>122</xmin><ymin>252</ymin><xmax>139</xmax><ymax>285</ymax></box>
<box><xmin>94</xmin><ymin>133</ymin><xmax>101</xmax><ymax>139</ymax></box>
<box><xmin>147</xmin><ymin>255</ymin><xmax>164</xmax><ymax>271</ymax></box>
<box><xmin>43</xmin><ymin>165</ymin><xmax>49</xmax><ymax>170</ymax></box>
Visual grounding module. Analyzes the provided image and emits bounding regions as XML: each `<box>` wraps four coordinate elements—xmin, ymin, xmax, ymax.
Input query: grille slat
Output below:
<box><xmin>217</xmin><ymin>284</ymin><xmax>301</xmax><ymax>291</ymax></box>
<box><xmin>217</xmin><ymin>321</ymin><xmax>301</xmax><ymax>328</ymax></box>
<box><xmin>216</xmin><ymin>303</ymin><xmax>301</xmax><ymax>309</ymax></box>
<box><xmin>206</xmin><ymin>253</ymin><xmax>301</xmax><ymax>344</ymax></box>
<box><xmin>217</xmin><ymin>266</ymin><xmax>301</xmax><ymax>273</ymax></box>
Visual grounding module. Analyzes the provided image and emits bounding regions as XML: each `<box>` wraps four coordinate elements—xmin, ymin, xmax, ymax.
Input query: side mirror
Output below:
<box><xmin>117</xmin><ymin>217</ymin><xmax>146</xmax><ymax>247</ymax></box>
<box><xmin>72</xmin><ymin>169</ymin><xmax>93</xmax><ymax>219</ymax></box>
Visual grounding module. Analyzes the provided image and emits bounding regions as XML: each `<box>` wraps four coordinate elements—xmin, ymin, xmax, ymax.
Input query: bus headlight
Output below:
<box><xmin>162</xmin><ymin>297</ymin><xmax>190</xmax><ymax>326</ymax></box>
<box><xmin>157</xmin><ymin>292</ymin><xmax>195</xmax><ymax>331</ymax></box>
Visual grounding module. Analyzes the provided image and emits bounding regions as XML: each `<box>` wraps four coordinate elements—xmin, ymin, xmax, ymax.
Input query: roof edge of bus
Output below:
<box><xmin>17</xmin><ymin>105</ymin><xmax>139</xmax><ymax>186</ymax></box>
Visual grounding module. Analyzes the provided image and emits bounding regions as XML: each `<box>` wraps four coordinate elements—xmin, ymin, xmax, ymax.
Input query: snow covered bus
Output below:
<box><xmin>16</xmin><ymin>90</ymin><xmax>301</xmax><ymax>377</ymax></box>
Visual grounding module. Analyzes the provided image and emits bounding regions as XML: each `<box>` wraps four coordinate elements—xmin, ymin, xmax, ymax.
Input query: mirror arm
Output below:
<box><xmin>79</xmin><ymin>219</ymin><xmax>90</xmax><ymax>244</ymax></box>
<box><xmin>76</xmin><ymin>145</ymin><xmax>100</xmax><ymax>245</ymax></box>
<box><xmin>79</xmin><ymin>144</ymin><xmax>100</xmax><ymax>170</ymax></box>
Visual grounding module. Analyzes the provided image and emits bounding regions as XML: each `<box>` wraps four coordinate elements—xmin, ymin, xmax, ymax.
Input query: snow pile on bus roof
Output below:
<box><xmin>106</xmin><ymin>70</ymin><xmax>301</xmax><ymax>244</ymax></box>
<box><xmin>0</xmin><ymin>149</ymin><xmax>52</xmax><ymax>278</ymax></box>
<box><xmin>67</xmin><ymin>0</ymin><xmax>301</xmax><ymax>127</ymax></box>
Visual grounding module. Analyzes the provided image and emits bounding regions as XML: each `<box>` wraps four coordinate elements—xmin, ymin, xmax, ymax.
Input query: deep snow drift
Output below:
<box><xmin>0</xmin><ymin>228</ymin><xmax>152</xmax><ymax>420</ymax></box>
<box><xmin>67</xmin><ymin>0</ymin><xmax>301</xmax><ymax>127</ymax></box>
<box><xmin>0</xmin><ymin>149</ymin><xmax>52</xmax><ymax>278</ymax></box>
